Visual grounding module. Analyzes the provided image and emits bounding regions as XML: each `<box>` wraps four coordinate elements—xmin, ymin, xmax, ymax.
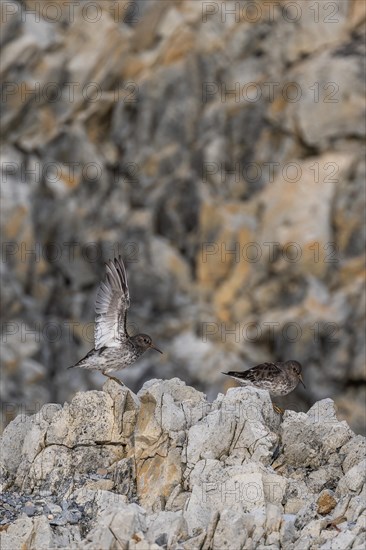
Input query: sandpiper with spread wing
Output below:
<box><xmin>69</xmin><ymin>256</ymin><xmax>162</xmax><ymax>384</ymax></box>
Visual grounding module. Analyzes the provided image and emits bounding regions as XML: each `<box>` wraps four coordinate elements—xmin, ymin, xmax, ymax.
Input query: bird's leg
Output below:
<box><xmin>273</xmin><ymin>403</ymin><xmax>284</xmax><ymax>415</ymax></box>
<box><xmin>102</xmin><ymin>372</ymin><xmax>125</xmax><ymax>386</ymax></box>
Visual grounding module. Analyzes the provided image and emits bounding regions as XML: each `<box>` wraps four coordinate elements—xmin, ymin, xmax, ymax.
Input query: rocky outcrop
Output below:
<box><xmin>1</xmin><ymin>379</ymin><xmax>365</xmax><ymax>549</ymax></box>
<box><xmin>1</xmin><ymin>0</ymin><xmax>365</xmax><ymax>434</ymax></box>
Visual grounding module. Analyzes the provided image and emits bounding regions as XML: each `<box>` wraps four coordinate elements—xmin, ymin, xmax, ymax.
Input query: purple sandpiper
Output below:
<box><xmin>68</xmin><ymin>256</ymin><xmax>162</xmax><ymax>384</ymax></box>
<box><xmin>222</xmin><ymin>360</ymin><xmax>305</xmax><ymax>412</ymax></box>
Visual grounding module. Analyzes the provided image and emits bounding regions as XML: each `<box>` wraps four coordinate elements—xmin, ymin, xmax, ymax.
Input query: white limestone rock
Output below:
<box><xmin>1</xmin><ymin>379</ymin><xmax>365</xmax><ymax>550</ymax></box>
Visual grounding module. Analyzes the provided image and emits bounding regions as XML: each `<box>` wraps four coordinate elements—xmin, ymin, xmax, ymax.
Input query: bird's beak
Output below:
<box><xmin>150</xmin><ymin>343</ymin><xmax>163</xmax><ymax>354</ymax></box>
<box><xmin>298</xmin><ymin>373</ymin><xmax>306</xmax><ymax>388</ymax></box>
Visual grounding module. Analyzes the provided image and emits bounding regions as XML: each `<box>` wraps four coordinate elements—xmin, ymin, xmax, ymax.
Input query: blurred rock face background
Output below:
<box><xmin>1</xmin><ymin>0</ymin><xmax>365</xmax><ymax>433</ymax></box>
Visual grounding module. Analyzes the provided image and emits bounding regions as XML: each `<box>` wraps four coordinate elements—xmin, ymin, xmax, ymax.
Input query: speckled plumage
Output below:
<box><xmin>223</xmin><ymin>360</ymin><xmax>305</xmax><ymax>396</ymax></box>
<box><xmin>69</xmin><ymin>256</ymin><xmax>162</xmax><ymax>382</ymax></box>
<box><xmin>74</xmin><ymin>343</ymin><xmax>141</xmax><ymax>374</ymax></box>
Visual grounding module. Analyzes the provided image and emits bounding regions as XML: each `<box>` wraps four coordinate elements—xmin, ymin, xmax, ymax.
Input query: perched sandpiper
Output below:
<box><xmin>69</xmin><ymin>256</ymin><xmax>162</xmax><ymax>384</ymax></box>
<box><xmin>222</xmin><ymin>360</ymin><xmax>305</xmax><ymax>413</ymax></box>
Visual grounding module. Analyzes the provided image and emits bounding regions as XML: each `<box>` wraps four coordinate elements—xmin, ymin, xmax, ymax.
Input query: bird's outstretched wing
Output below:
<box><xmin>94</xmin><ymin>257</ymin><xmax>130</xmax><ymax>349</ymax></box>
